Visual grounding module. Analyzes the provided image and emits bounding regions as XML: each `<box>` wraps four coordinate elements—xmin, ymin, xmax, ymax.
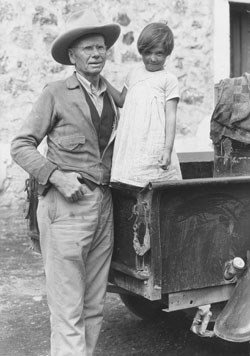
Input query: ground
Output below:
<box><xmin>0</xmin><ymin>208</ymin><xmax>249</xmax><ymax>356</ymax></box>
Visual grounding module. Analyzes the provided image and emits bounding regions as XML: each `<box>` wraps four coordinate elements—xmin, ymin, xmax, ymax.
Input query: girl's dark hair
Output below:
<box><xmin>137</xmin><ymin>22</ymin><xmax>174</xmax><ymax>56</ymax></box>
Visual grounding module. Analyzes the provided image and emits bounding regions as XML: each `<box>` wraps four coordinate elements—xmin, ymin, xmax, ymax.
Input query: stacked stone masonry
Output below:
<box><xmin>0</xmin><ymin>0</ymin><xmax>214</xmax><ymax>208</ymax></box>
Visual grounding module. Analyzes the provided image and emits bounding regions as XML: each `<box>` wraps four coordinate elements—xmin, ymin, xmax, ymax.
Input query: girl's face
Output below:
<box><xmin>141</xmin><ymin>44</ymin><xmax>168</xmax><ymax>72</ymax></box>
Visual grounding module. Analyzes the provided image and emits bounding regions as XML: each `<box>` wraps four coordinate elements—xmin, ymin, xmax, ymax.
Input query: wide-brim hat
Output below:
<box><xmin>51</xmin><ymin>9</ymin><xmax>121</xmax><ymax>65</ymax></box>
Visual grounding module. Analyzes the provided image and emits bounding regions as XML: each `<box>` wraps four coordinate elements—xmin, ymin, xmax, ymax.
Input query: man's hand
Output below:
<box><xmin>49</xmin><ymin>170</ymin><xmax>87</xmax><ymax>201</ymax></box>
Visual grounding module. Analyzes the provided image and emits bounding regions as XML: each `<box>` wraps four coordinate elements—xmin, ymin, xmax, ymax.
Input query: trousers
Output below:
<box><xmin>37</xmin><ymin>184</ymin><xmax>113</xmax><ymax>356</ymax></box>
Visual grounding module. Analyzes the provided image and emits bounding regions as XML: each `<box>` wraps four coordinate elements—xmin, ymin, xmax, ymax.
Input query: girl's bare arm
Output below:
<box><xmin>159</xmin><ymin>98</ymin><xmax>178</xmax><ymax>169</ymax></box>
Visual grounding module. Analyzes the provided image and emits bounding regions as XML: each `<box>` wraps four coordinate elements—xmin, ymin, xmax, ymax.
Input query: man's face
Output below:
<box><xmin>69</xmin><ymin>35</ymin><xmax>107</xmax><ymax>78</ymax></box>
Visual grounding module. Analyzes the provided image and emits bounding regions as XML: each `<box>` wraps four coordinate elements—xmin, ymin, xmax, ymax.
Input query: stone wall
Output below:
<box><xmin>0</xmin><ymin>0</ymin><xmax>214</xmax><ymax>209</ymax></box>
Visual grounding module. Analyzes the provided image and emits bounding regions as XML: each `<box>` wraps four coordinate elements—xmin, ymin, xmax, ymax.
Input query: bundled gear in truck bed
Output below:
<box><xmin>210</xmin><ymin>72</ymin><xmax>250</xmax><ymax>146</ymax></box>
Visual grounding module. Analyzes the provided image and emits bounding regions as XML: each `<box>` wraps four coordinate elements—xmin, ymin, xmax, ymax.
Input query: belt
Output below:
<box><xmin>41</xmin><ymin>177</ymin><xmax>108</xmax><ymax>197</ymax></box>
<box><xmin>78</xmin><ymin>177</ymin><xmax>108</xmax><ymax>191</ymax></box>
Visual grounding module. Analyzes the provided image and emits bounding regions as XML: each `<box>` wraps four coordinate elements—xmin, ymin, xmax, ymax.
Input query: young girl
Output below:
<box><xmin>107</xmin><ymin>22</ymin><xmax>182</xmax><ymax>187</ymax></box>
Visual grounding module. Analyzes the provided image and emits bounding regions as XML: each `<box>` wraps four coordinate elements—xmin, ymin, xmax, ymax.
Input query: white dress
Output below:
<box><xmin>111</xmin><ymin>64</ymin><xmax>182</xmax><ymax>187</ymax></box>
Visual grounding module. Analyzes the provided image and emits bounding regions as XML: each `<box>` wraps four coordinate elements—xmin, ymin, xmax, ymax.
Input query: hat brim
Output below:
<box><xmin>51</xmin><ymin>24</ymin><xmax>120</xmax><ymax>65</ymax></box>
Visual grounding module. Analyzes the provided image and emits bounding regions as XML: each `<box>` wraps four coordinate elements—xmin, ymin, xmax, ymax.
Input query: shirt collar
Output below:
<box><xmin>76</xmin><ymin>71</ymin><xmax>107</xmax><ymax>95</ymax></box>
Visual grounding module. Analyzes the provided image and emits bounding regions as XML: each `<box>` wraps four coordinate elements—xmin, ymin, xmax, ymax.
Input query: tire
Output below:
<box><xmin>119</xmin><ymin>293</ymin><xmax>169</xmax><ymax>320</ymax></box>
<box><xmin>120</xmin><ymin>294</ymin><xmax>219</xmax><ymax>328</ymax></box>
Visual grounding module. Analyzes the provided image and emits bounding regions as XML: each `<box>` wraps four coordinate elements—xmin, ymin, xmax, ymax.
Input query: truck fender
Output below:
<box><xmin>214</xmin><ymin>253</ymin><xmax>250</xmax><ymax>342</ymax></box>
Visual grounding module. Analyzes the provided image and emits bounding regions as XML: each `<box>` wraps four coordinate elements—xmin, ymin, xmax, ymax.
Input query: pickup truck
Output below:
<box><xmin>108</xmin><ymin>150</ymin><xmax>250</xmax><ymax>343</ymax></box>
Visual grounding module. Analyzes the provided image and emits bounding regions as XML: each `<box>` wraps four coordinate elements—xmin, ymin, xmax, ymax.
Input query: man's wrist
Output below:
<box><xmin>48</xmin><ymin>169</ymin><xmax>60</xmax><ymax>185</ymax></box>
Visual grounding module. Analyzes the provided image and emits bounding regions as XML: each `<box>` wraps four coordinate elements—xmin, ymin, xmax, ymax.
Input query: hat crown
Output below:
<box><xmin>66</xmin><ymin>9</ymin><xmax>102</xmax><ymax>31</ymax></box>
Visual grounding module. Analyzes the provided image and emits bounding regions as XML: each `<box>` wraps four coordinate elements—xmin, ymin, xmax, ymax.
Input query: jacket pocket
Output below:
<box><xmin>58</xmin><ymin>135</ymin><xmax>86</xmax><ymax>152</ymax></box>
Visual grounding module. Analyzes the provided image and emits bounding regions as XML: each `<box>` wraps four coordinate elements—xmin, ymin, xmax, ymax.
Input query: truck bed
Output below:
<box><xmin>109</xmin><ymin>152</ymin><xmax>250</xmax><ymax>310</ymax></box>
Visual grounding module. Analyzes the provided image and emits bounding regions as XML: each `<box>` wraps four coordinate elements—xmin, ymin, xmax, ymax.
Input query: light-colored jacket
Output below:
<box><xmin>11</xmin><ymin>73</ymin><xmax>119</xmax><ymax>191</ymax></box>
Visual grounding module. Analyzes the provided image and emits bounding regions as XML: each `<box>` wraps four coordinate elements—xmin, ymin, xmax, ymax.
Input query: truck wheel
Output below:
<box><xmin>119</xmin><ymin>293</ymin><xmax>168</xmax><ymax>320</ymax></box>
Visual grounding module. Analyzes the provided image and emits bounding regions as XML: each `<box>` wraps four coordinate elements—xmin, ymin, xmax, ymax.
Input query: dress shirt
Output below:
<box><xmin>76</xmin><ymin>71</ymin><xmax>107</xmax><ymax>116</ymax></box>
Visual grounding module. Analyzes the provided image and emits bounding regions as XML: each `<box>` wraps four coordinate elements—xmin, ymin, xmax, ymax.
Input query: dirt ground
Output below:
<box><xmin>0</xmin><ymin>208</ymin><xmax>249</xmax><ymax>356</ymax></box>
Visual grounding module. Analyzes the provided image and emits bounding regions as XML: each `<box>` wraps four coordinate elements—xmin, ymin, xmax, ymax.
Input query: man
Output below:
<box><xmin>11</xmin><ymin>9</ymin><xmax>120</xmax><ymax>356</ymax></box>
